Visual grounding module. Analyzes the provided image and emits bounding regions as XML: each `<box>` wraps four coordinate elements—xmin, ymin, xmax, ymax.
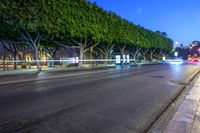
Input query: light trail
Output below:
<box><xmin>0</xmin><ymin>59</ymin><xmax>136</xmax><ymax>63</ymax></box>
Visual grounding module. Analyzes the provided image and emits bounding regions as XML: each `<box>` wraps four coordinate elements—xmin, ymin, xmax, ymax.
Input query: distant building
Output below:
<box><xmin>175</xmin><ymin>44</ymin><xmax>190</xmax><ymax>60</ymax></box>
<box><xmin>175</xmin><ymin>41</ymin><xmax>200</xmax><ymax>60</ymax></box>
<box><xmin>191</xmin><ymin>41</ymin><xmax>200</xmax><ymax>56</ymax></box>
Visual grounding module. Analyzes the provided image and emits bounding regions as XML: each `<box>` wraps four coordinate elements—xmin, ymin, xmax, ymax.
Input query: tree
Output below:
<box><xmin>0</xmin><ymin>17</ymin><xmax>22</xmax><ymax>70</ymax></box>
<box><xmin>161</xmin><ymin>32</ymin><xmax>167</xmax><ymax>37</ymax></box>
<box><xmin>0</xmin><ymin>0</ymin><xmax>174</xmax><ymax>69</ymax></box>
<box><xmin>0</xmin><ymin>0</ymin><xmax>44</xmax><ymax>71</ymax></box>
<box><xmin>40</xmin><ymin>38</ymin><xmax>60</xmax><ymax>68</ymax></box>
<box><xmin>1</xmin><ymin>41</ymin><xmax>21</xmax><ymax>70</ymax></box>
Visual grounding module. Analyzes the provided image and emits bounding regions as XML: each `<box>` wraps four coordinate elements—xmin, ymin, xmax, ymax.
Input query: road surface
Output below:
<box><xmin>0</xmin><ymin>63</ymin><xmax>199</xmax><ymax>133</ymax></box>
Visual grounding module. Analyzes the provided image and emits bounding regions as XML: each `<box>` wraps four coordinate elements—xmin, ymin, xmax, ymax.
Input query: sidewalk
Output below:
<box><xmin>0</xmin><ymin>62</ymin><xmax>161</xmax><ymax>76</ymax></box>
<box><xmin>163</xmin><ymin>75</ymin><xmax>200</xmax><ymax>133</ymax></box>
<box><xmin>0</xmin><ymin>65</ymin><xmax>115</xmax><ymax>76</ymax></box>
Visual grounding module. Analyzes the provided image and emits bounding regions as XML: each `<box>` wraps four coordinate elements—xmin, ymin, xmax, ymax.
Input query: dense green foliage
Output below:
<box><xmin>0</xmin><ymin>0</ymin><xmax>173</xmax><ymax>68</ymax></box>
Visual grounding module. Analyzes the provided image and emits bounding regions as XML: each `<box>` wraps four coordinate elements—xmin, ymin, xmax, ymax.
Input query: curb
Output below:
<box><xmin>0</xmin><ymin>69</ymin><xmax>115</xmax><ymax>85</ymax></box>
<box><xmin>0</xmin><ymin>63</ymin><xmax>163</xmax><ymax>85</ymax></box>
<box><xmin>42</xmin><ymin>65</ymin><xmax>115</xmax><ymax>73</ymax></box>
<box><xmin>0</xmin><ymin>63</ymin><xmax>162</xmax><ymax>76</ymax></box>
<box><xmin>0</xmin><ymin>66</ymin><xmax>115</xmax><ymax>76</ymax></box>
<box><xmin>163</xmin><ymin>74</ymin><xmax>200</xmax><ymax>133</ymax></box>
<box><xmin>146</xmin><ymin>68</ymin><xmax>200</xmax><ymax>133</ymax></box>
<box><xmin>0</xmin><ymin>70</ymin><xmax>38</xmax><ymax>76</ymax></box>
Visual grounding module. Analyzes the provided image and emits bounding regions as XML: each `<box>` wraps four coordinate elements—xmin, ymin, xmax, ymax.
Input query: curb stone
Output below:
<box><xmin>163</xmin><ymin>75</ymin><xmax>200</xmax><ymax>133</ymax></box>
<box><xmin>147</xmin><ymin>69</ymin><xmax>200</xmax><ymax>133</ymax></box>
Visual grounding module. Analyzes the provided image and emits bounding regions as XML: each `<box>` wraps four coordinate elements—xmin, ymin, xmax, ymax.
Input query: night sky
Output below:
<box><xmin>90</xmin><ymin>0</ymin><xmax>200</xmax><ymax>47</ymax></box>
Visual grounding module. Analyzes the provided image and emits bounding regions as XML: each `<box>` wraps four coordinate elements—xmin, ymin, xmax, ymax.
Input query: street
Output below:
<box><xmin>0</xmin><ymin>64</ymin><xmax>199</xmax><ymax>133</ymax></box>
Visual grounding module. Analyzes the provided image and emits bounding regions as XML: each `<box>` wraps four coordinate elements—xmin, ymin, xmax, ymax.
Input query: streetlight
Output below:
<box><xmin>174</xmin><ymin>52</ymin><xmax>178</xmax><ymax>58</ymax></box>
<box><xmin>175</xmin><ymin>41</ymin><xmax>179</xmax><ymax>45</ymax></box>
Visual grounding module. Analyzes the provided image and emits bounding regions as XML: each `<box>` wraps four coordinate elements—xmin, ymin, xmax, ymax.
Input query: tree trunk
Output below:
<box><xmin>150</xmin><ymin>52</ymin><xmax>153</xmax><ymax>62</ymax></box>
<box><xmin>132</xmin><ymin>46</ymin><xmax>141</xmax><ymax>64</ymax></box>
<box><xmin>150</xmin><ymin>49</ymin><xmax>156</xmax><ymax>62</ymax></box>
<box><xmin>48</xmin><ymin>55</ymin><xmax>56</xmax><ymax>68</ymax></box>
<box><xmin>104</xmin><ymin>52</ymin><xmax>109</xmax><ymax>65</ymax></box>
<box><xmin>13</xmin><ymin>53</ymin><xmax>17</xmax><ymax>70</ymax></box>
<box><xmin>150</xmin><ymin>50</ymin><xmax>154</xmax><ymax>62</ymax></box>
<box><xmin>52</xmin><ymin>50</ymin><xmax>57</xmax><ymax>68</ymax></box>
<box><xmin>137</xmin><ymin>53</ymin><xmax>141</xmax><ymax>62</ymax></box>
<box><xmin>79</xmin><ymin>45</ymin><xmax>84</xmax><ymax>68</ymax></box>
<box><xmin>51</xmin><ymin>56</ymin><xmax>55</xmax><ymax>68</ymax></box>
<box><xmin>120</xmin><ymin>47</ymin><xmax>125</xmax><ymax>66</ymax></box>
<box><xmin>142</xmin><ymin>48</ymin><xmax>149</xmax><ymax>62</ymax></box>
<box><xmin>48</xmin><ymin>57</ymin><xmax>52</xmax><ymax>68</ymax></box>
<box><xmin>34</xmin><ymin>46</ymin><xmax>41</xmax><ymax>71</ymax></box>
<box><xmin>134</xmin><ymin>53</ymin><xmax>138</xmax><ymax>64</ymax></box>
<box><xmin>90</xmin><ymin>47</ymin><xmax>93</xmax><ymax>66</ymax></box>
<box><xmin>28</xmin><ymin>59</ymin><xmax>31</xmax><ymax>69</ymax></box>
<box><xmin>143</xmin><ymin>55</ymin><xmax>146</xmax><ymax>62</ymax></box>
<box><xmin>158</xmin><ymin>50</ymin><xmax>163</xmax><ymax>60</ymax></box>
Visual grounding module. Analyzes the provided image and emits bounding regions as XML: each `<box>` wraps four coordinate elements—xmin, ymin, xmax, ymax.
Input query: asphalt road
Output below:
<box><xmin>0</xmin><ymin>63</ymin><xmax>199</xmax><ymax>133</ymax></box>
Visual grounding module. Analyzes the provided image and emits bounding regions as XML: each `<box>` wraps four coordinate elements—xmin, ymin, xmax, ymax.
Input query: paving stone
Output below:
<box><xmin>178</xmin><ymin>105</ymin><xmax>196</xmax><ymax>115</ymax></box>
<box><xmin>196</xmin><ymin>103</ymin><xmax>200</xmax><ymax>116</ymax></box>
<box><xmin>196</xmin><ymin>105</ymin><xmax>200</xmax><ymax>115</ymax></box>
<box><xmin>183</xmin><ymin>99</ymin><xmax>198</xmax><ymax>107</ymax></box>
<box><xmin>178</xmin><ymin>100</ymin><xmax>198</xmax><ymax>115</ymax></box>
<box><xmin>195</xmin><ymin>83</ymin><xmax>200</xmax><ymax>87</ymax></box>
<box><xmin>186</xmin><ymin>94</ymin><xmax>200</xmax><ymax>102</ymax></box>
<box><xmin>196</xmin><ymin>78</ymin><xmax>200</xmax><ymax>82</ymax></box>
<box><xmin>172</xmin><ymin>112</ymin><xmax>195</xmax><ymax>123</ymax></box>
<box><xmin>191</xmin><ymin>119</ymin><xmax>200</xmax><ymax>133</ymax></box>
<box><xmin>163</xmin><ymin>76</ymin><xmax>200</xmax><ymax>133</ymax></box>
<box><xmin>191</xmin><ymin>85</ymin><xmax>200</xmax><ymax>89</ymax></box>
<box><xmin>189</xmin><ymin>89</ymin><xmax>200</xmax><ymax>95</ymax></box>
<box><xmin>163</xmin><ymin>120</ymin><xmax>192</xmax><ymax>133</ymax></box>
<box><xmin>196</xmin><ymin>111</ymin><xmax>200</xmax><ymax>118</ymax></box>
<box><xmin>192</xmin><ymin>82</ymin><xmax>200</xmax><ymax>86</ymax></box>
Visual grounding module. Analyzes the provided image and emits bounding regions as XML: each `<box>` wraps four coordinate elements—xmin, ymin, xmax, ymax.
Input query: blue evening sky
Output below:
<box><xmin>90</xmin><ymin>0</ymin><xmax>200</xmax><ymax>47</ymax></box>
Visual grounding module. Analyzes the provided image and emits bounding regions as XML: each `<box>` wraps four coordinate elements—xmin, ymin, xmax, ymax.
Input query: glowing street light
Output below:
<box><xmin>174</xmin><ymin>42</ymin><xmax>179</xmax><ymax>48</ymax></box>
<box><xmin>174</xmin><ymin>52</ymin><xmax>178</xmax><ymax>57</ymax></box>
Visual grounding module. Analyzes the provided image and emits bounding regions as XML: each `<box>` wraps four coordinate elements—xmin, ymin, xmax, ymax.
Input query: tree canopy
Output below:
<box><xmin>0</xmin><ymin>0</ymin><xmax>173</xmax><ymax>63</ymax></box>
